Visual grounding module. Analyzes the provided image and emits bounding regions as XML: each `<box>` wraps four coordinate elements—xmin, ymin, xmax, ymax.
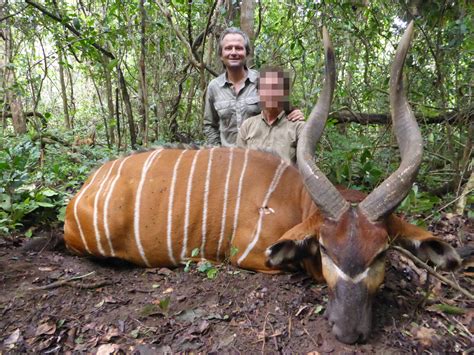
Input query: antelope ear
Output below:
<box><xmin>265</xmin><ymin>235</ymin><xmax>319</xmax><ymax>268</ymax></box>
<box><xmin>395</xmin><ymin>237</ymin><xmax>461</xmax><ymax>271</ymax></box>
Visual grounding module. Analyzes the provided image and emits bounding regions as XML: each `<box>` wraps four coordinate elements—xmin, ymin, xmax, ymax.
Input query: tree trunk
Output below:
<box><xmin>90</xmin><ymin>72</ymin><xmax>110</xmax><ymax>147</ymax></box>
<box><xmin>102</xmin><ymin>55</ymin><xmax>116</xmax><ymax>146</ymax></box>
<box><xmin>224</xmin><ymin>0</ymin><xmax>237</xmax><ymax>24</ymax></box>
<box><xmin>65</xmin><ymin>57</ymin><xmax>76</xmax><ymax>128</ymax></box>
<box><xmin>240</xmin><ymin>0</ymin><xmax>255</xmax><ymax>66</ymax></box>
<box><xmin>1</xmin><ymin>1</ymin><xmax>26</xmax><ymax>134</ymax></box>
<box><xmin>117</xmin><ymin>67</ymin><xmax>135</xmax><ymax>149</ymax></box>
<box><xmin>138</xmin><ymin>0</ymin><xmax>149</xmax><ymax>146</ymax></box>
<box><xmin>0</xmin><ymin>0</ymin><xmax>5</xmax><ymax>130</ymax></box>
<box><xmin>329</xmin><ymin>109</ymin><xmax>473</xmax><ymax>125</ymax></box>
<box><xmin>455</xmin><ymin>169</ymin><xmax>474</xmax><ymax>215</ymax></box>
<box><xmin>184</xmin><ymin>76</ymin><xmax>196</xmax><ymax>135</ymax></box>
<box><xmin>115</xmin><ymin>87</ymin><xmax>122</xmax><ymax>151</ymax></box>
<box><xmin>57</xmin><ymin>45</ymin><xmax>71</xmax><ymax>129</ymax></box>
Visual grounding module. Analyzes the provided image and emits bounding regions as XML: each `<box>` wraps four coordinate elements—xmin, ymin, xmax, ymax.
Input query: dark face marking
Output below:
<box><xmin>266</xmin><ymin>235</ymin><xmax>319</xmax><ymax>271</ymax></box>
<box><xmin>265</xmin><ymin>208</ymin><xmax>391</xmax><ymax>344</ymax></box>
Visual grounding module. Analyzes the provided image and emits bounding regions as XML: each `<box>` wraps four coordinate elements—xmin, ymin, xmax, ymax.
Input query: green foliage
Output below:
<box><xmin>399</xmin><ymin>185</ymin><xmax>441</xmax><ymax>213</ymax></box>
<box><xmin>434</xmin><ymin>304</ymin><xmax>466</xmax><ymax>315</ymax></box>
<box><xmin>184</xmin><ymin>252</ymin><xmax>219</xmax><ymax>279</ymax></box>
<box><xmin>157</xmin><ymin>296</ymin><xmax>171</xmax><ymax>312</ymax></box>
<box><xmin>0</xmin><ymin>137</ymin><xmax>55</xmax><ymax>232</ymax></box>
<box><xmin>321</xmin><ymin>125</ymin><xmax>445</xmax><ymax>217</ymax></box>
<box><xmin>322</xmin><ymin>128</ymin><xmax>385</xmax><ymax>190</ymax></box>
<box><xmin>2</xmin><ymin>0</ymin><xmax>472</xmax><ymax>233</ymax></box>
<box><xmin>0</xmin><ymin>133</ymin><xmax>113</xmax><ymax>235</ymax></box>
<box><xmin>197</xmin><ymin>261</ymin><xmax>219</xmax><ymax>279</ymax></box>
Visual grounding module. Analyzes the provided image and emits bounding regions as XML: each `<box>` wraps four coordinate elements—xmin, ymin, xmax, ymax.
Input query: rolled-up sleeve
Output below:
<box><xmin>294</xmin><ymin>120</ymin><xmax>305</xmax><ymax>143</ymax></box>
<box><xmin>203</xmin><ymin>85</ymin><xmax>221</xmax><ymax>146</ymax></box>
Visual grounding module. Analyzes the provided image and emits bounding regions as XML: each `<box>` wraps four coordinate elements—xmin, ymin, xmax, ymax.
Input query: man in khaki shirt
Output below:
<box><xmin>204</xmin><ymin>66</ymin><xmax>260</xmax><ymax>147</ymax></box>
<box><xmin>204</xmin><ymin>28</ymin><xmax>303</xmax><ymax>147</ymax></box>
<box><xmin>237</xmin><ymin>67</ymin><xmax>304</xmax><ymax>164</ymax></box>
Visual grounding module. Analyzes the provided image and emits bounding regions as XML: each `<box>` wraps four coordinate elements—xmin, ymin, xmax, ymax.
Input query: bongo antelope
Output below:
<box><xmin>64</xmin><ymin>23</ymin><xmax>460</xmax><ymax>344</ymax></box>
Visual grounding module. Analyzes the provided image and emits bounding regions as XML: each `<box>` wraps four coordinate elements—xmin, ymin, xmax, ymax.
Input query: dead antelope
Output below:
<box><xmin>64</xmin><ymin>22</ymin><xmax>460</xmax><ymax>344</ymax></box>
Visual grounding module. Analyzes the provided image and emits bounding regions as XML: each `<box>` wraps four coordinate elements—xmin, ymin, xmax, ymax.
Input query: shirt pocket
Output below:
<box><xmin>244</xmin><ymin>96</ymin><xmax>261</xmax><ymax>118</ymax></box>
<box><xmin>214</xmin><ymin>100</ymin><xmax>235</xmax><ymax>121</ymax></box>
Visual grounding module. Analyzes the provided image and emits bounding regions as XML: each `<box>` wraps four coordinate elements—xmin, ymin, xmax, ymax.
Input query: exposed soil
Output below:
<box><xmin>1</xmin><ymin>214</ymin><xmax>472</xmax><ymax>354</ymax></box>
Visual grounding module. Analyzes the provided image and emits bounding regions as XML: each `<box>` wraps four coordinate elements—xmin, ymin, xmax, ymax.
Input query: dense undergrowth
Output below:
<box><xmin>0</xmin><ymin>132</ymin><xmax>112</xmax><ymax>235</ymax></box>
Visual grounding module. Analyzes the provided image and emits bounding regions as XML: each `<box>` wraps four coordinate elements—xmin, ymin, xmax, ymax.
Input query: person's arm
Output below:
<box><xmin>287</xmin><ymin>108</ymin><xmax>305</xmax><ymax>122</ymax></box>
<box><xmin>294</xmin><ymin>120</ymin><xmax>305</xmax><ymax>142</ymax></box>
<box><xmin>293</xmin><ymin>120</ymin><xmax>306</xmax><ymax>164</ymax></box>
<box><xmin>203</xmin><ymin>86</ymin><xmax>221</xmax><ymax>145</ymax></box>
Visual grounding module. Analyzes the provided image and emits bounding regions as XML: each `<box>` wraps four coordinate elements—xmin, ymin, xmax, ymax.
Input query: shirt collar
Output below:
<box><xmin>247</xmin><ymin>69</ymin><xmax>258</xmax><ymax>83</ymax></box>
<box><xmin>217</xmin><ymin>68</ymin><xmax>258</xmax><ymax>87</ymax></box>
<box><xmin>261</xmin><ymin>110</ymin><xmax>286</xmax><ymax>126</ymax></box>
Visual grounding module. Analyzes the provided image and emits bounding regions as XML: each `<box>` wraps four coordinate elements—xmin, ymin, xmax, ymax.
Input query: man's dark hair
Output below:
<box><xmin>218</xmin><ymin>27</ymin><xmax>251</xmax><ymax>56</ymax></box>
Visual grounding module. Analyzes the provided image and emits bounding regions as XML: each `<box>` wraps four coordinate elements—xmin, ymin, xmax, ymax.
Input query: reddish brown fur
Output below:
<box><xmin>64</xmin><ymin>147</ymin><xmax>455</xmax><ymax>275</ymax></box>
<box><xmin>64</xmin><ymin>148</ymin><xmax>313</xmax><ymax>270</ymax></box>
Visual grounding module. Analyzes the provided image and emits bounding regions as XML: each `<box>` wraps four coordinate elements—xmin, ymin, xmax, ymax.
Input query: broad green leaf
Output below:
<box><xmin>206</xmin><ymin>268</ymin><xmax>218</xmax><ymax>279</ymax></box>
<box><xmin>36</xmin><ymin>202</ymin><xmax>55</xmax><ymax>208</ymax></box>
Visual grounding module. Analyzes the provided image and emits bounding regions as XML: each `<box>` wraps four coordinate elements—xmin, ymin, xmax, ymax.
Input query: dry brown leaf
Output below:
<box><xmin>103</xmin><ymin>296</ymin><xmax>117</xmax><ymax>304</ymax></box>
<box><xmin>35</xmin><ymin>320</ymin><xmax>56</xmax><ymax>336</ymax></box>
<box><xmin>103</xmin><ymin>326</ymin><xmax>120</xmax><ymax>342</ymax></box>
<box><xmin>35</xmin><ymin>337</ymin><xmax>55</xmax><ymax>352</ymax></box>
<box><xmin>414</xmin><ymin>326</ymin><xmax>438</xmax><ymax>347</ymax></box>
<box><xmin>157</xmin><ymin>267</ymin><xmax>174</xmax><ymax>276</ymax></box>
<box><xmin>461</xmin><ymin>309</ymin><xmax>474</xmax><ymax>333</ymax></box>
<box><xmin>4</xmin><ymin>328</ymin><xmax>22</xmax><ymax>348</ymax></box>
<box><xmin>197</xmin><ymin>320</ymin><xmax>210</xmax><ymax>334</ymax></box>
<box><xmin>96</xmin><ymin>343</ymin><xmax>121</xmax><ymax>355</ymax></box>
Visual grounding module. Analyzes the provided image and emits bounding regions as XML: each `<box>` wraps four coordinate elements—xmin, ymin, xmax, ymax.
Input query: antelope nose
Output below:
<box><xmin>332</xmin><ymin>324</ymin><xmax>365</xmax><ymax>344</ymax></box>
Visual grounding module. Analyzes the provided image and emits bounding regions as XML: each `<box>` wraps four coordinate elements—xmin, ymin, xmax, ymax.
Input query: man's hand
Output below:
<box><xmin>287</xmin><ymin>109</ymin><xmax>305</xmax><ymax>121</ymax></box>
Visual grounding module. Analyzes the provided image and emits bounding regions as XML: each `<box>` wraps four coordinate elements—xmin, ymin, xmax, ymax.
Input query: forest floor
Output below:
<box><xmin>0</xmin><ymin>213</ymin><xmax>472</xmax><ymax>354</ymax></box>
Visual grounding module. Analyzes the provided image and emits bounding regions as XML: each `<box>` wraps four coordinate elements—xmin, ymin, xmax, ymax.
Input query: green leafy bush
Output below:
<box><xmin>321</xmin><ymin>126</ymin><xmax>443</xmax><ymax>218</ymax></box>
<box><xmin>0</xmin><ymin>133</ymin><xmax>113</xmax><ymax>235</ymax></box>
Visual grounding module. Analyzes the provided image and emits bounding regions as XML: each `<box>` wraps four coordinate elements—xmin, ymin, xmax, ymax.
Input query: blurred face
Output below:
<box><xmin>220</xmin><ymin>34</ymin><xmax>247</xmax><ymax>69</ymax></box>
<box><xmin>259</xmin><ymin>72</ymin><xmax>289</xmax><ymax>110</ymax></box>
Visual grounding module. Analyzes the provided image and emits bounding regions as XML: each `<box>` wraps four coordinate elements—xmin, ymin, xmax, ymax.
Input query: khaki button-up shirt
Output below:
<box><xmin>203</xmin><ymin>69</ymin><xmax>261</xmax><ymax>147</ymax></box>
<box><xmin>236</xmin><ymin>111</ymin><xmax>305</xmax><ymax>164</ymax></box>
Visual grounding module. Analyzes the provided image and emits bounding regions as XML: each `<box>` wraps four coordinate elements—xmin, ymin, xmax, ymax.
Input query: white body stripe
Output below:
<box><xmin>230</xmin><ymin>149</ymin><xmax>250</xmax><ymax>244</ymax></box>
<box><xmin>73</xmin><ymin>166</ymin><xmax>105</xmax><ymax>254</ymax></box>
<box><xmin>201</xmin><ymin>147</ymin><xmax>215</xmax><ymax>259</ymax></box>
<box><xmin>167</xmin><ymin>150</ymin><xmax>187</xmax><ymax>265</ymax></box>
<box><xmin>134</xmin><ymin>149</ymin><xmax>163</xmax><ymax>266</ymax></box>
<box><xmin>103</xmin><ymin>156</ymin><xmax>132</xmax><ymax>257</ymax></box>
<box><xmin>238</xmin><ymin>161</ymin><xmax>288</xmax><ymax>265</ymax></box>
<box><xmin>217</xmin><ymin>148</ymin><xmax>234</xmax><ymax>259</ymax></box>
<box><xmin>181</xmin><ymin>149</ymin><xmax>201</xmax><ymax>260</ymax></box>
<box><xmin>93</xmin><ymin>160</ymin><xmax>117</xmax><ymax>256</ymax></box>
